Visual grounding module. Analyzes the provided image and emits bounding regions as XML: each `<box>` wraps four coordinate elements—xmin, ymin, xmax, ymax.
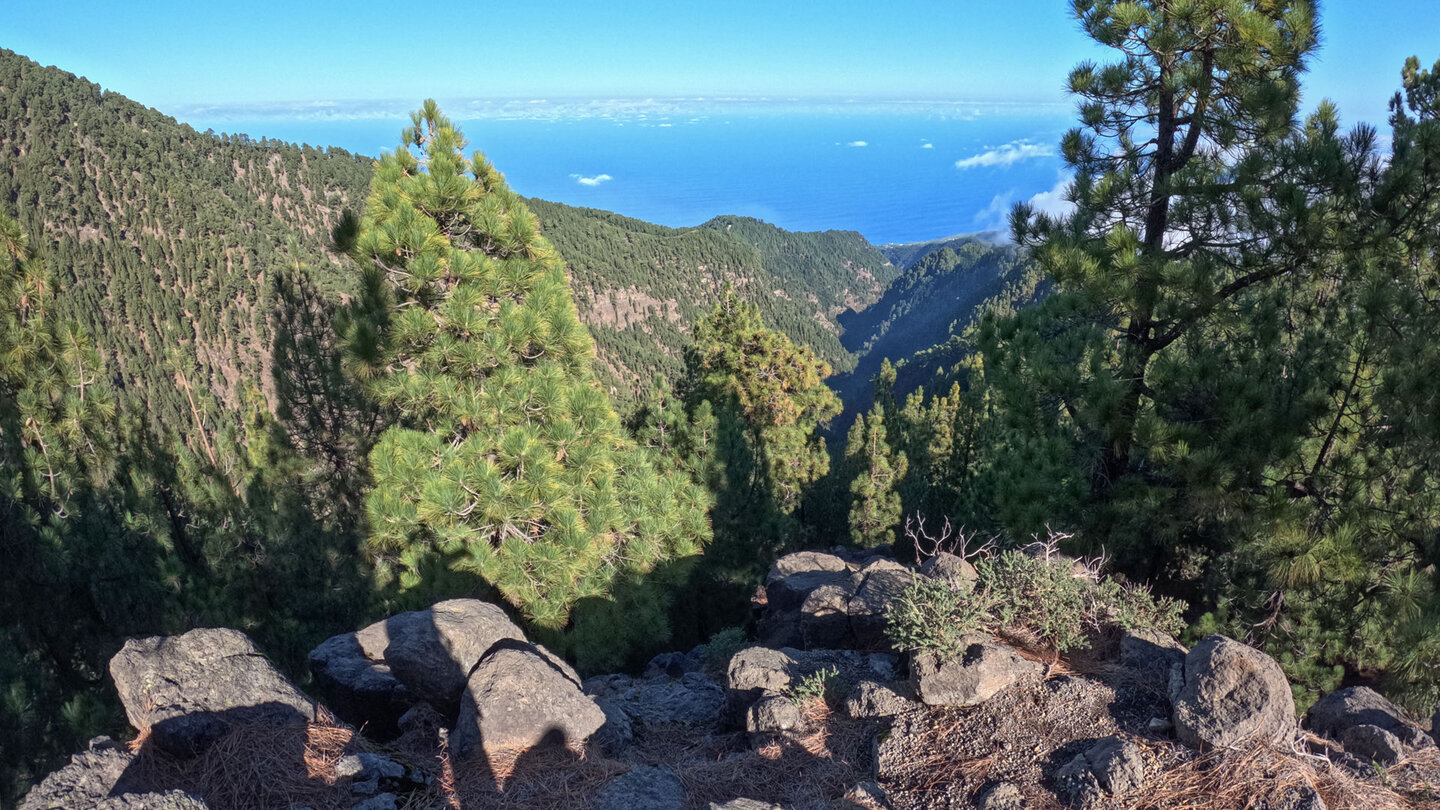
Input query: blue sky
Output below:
<box><xmin>3</xmin><ymin>2</ymin><xmax>1437</xmax><ymax>126</ymax></box>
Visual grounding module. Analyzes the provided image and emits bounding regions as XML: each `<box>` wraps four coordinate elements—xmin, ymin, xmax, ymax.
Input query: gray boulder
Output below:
<box><xmin>1171</xmin><ymin>635</ymin><xmax>1296</xmax><ymax>750</ymax></box>
<box><xmin>310</xmin><ymin>599</ymin><xmax>524</xmax><ymax>729</ymax></box>
<box><xmin>910</xmin><ymin>636</ymin><xmax>1042</xmax><ymax>707</ymax></box>
<box><xmin>644</xmin><ymin>649</ymin><xmax>705</xmax><ymax>680</ymax></box>
<box><xmin>1307</xmin><ymin>686</ymin><xmax>1433</xmax><ymax>751</ymax></box>
<box><xmin>768</xmin><ymin>550</ymin><xmax>850</xmax><ymax>580</ymax></box>
<box><xmin>844</xmin><ymin>680</ymin><xmax>918</xmax><ymax>718</ymax></box>
<box><xmin>919</xmin><ymin>552</ymin><xmax>976</xmax><ymax>590</ymax></box>
<box><xmin>800</xmin><ymin>582</ymin><xmax>856</xmax><ymax>649</ymax></box>
<box><xmin>592</xmin><ymin>696</ymin><xmax>635</xmax><ymax>756</ymax></box>
<box><xmin>747</xmin><ymin>694</ymin><xmax>803</xmax><ymax>734</ymax></box>
<box><xmin>109</xmin><ymin>628</ymin><xmax>315</xmax><ymax>757</ymax></box>
<box><xmin>450</xmin><ymin>639</ymin><xmax>605</xmax><ymax>757</ymax></box>
<box><xmin>583</xmin><ymin>671</ymin><xmax>727</xmax><ymax>731</ymax></box>
<box><xmin>1341</xmin><ymin>724</ymin><xmax>1408</xmax><ymax>766</ymax></box>
<box><xmin>20</xmin><ymin>737</ymin><xmax>144</xmax><ymax>810</ymax></box>
<box><xmin>593</xmin><ymin>765</ymin><xmax>687</xmax><ymax>810</ymax></box>
<box><xmin>726</xmin><ymin>646</ymin><xmax>868</xmax><ymax>716</ymax></box>
<box><xmin>847</xmin><ymin>559</ymin><xmax>914</xmax><ymax>651</ymax></box>
<box><xmin>1082</xmin><ymin>736</ymin><xmax>1147</xmax><ymax>794</ymax></box>
<box><xmin>336</xmin><ymin>752</ymin><xmax>407</xmax><ymax>795</ymax></box>
<box><xmin>1118</xmin><ymin>628</ymin><xmax>1187</xmax><ymax>679</ymax></box>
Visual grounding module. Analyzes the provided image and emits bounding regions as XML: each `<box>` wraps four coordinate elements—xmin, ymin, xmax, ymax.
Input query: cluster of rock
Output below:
<box><xmin>22</xmin><ymin>546</ymin><xmax>1440</xmax><ymax>809</ymax></box>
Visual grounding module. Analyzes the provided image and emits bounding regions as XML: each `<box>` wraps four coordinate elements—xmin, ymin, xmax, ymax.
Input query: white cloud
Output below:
<box><xmin>954</xmin><ymin>139</ymin><xmax>1053</xmax><ymax>169</ymax></box>
<box><xmin>973</xmin><ymin>174</ymin><xmax>1074</xmax><ymax>233</ymax></box>
<box><xmin>1025</xmin><ymin>176</ymin><xmax>1075</xmax><ymax>219</ymax></box>
<box><xmin>921</xmin><ymin>142</ymin><xmax>934</xmax><ymax>149</ymax></box>
<box><xmin>570</xmin><ymin>173</ymin><xmax>613</xmax><ymax>186</ymax></box>
<box><xmin>846</xmin><ymin>140</ymin><xmax>868</xmax><ymax>147</ymax></box>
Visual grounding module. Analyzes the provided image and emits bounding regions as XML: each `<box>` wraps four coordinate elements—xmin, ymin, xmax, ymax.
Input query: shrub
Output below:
<box><xmin>784</xmin><ymin>665</ymin><xmax>844</xmax><ymax>706</ymax></box>
<box><xmin>886</xmin><ymin>534</ymin><xmax>1185</xmax><ymax>657</ymax></box>
<box><xmin>703</xmin><ymin>626</ymin><xmax>748</xmax><ymax>674</ymax></box>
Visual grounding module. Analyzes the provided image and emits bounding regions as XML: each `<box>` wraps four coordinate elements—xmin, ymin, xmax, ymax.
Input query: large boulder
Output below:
<box><xmin>1118</xmin><ymin>628</ymin><xmax>1187</xmax><ymax>682</ymax></box>
<box><xmin>1341</xmin><ymin>724</ymin><xmax>1409</xmax><ymax>766</ymax></box>
<box><xmin>583</xmin><ymin>672</ymin><xmax>727</xmax><ymax>732</ymax></box>
<box><xmin>726</xmin><ymin>646</ymin><xmax>870</xmax><ymax>716</ymax></box>
<box><xmin>747</xmin><ymin>694</ymin><xmax>804</xmax><ymax>734</ymax></box>
<box><xmin>1171</xmin><ymin>635</ymin><xmax>1296</xmax><ymax>750</ymax></box>
<box><xmin>768</xmin><ymin>550</ymin><xmax>851</xmax><ymax>580</ymax></box>
<box><xmin>450</xmin><ymin>639</ymin><xmax>605</xmax><ymax>757</ymax></box>
<box><xmin>109</xmin><ymin>628</ymin><xmax>316</xmax><ymax>757</ymax></box>
<box><xmin>1307</xmin><ymin>686</ymin><xmax>1434</xmax><ymax>752</ymax></box>
<box><xmin>799</xmin><ymin>582</ymin><xmax>856</xmax><ymax>649</ymax></box>
<box><xmin>910</xmin><ymin>636</ymin><xmax>1042</xmax><ymax>707</ymax></box>
<box><xmin>918</xmin><ymin>552</ymin><xmax>977</xmax><ymax>590</ymax></box>
<box><xmin>309</xmin><ymin>599</ymin><xmax>524</xmax><ymax>729</ymax></box>
<box><xmin>20</xmin><ymin>737</ymin><xmax>144</xmax><ymax>810</ymax></box>
<box><xmin>846</xmin><ymin>559</ymin><xmax>914</xmax><ymax>651</ymax></box>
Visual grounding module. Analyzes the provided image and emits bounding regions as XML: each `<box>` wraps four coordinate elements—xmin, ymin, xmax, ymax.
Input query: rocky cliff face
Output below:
<box><xmin>22</xmin><ymin>549</ymin><xmax>1440</xmax><ymax>810</ymax></box>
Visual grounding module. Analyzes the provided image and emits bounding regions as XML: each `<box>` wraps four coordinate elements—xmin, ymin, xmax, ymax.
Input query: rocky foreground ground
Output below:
<box><xmin>21</xmin><ymin>546</ymin><xmax>1440</xmax><ymax>809</ymax></box>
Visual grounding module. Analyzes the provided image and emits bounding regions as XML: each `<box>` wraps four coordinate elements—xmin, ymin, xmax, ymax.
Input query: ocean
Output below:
<box><xmin>188</xmin><ymin>101</ymin><xmax>1074</xmax><ymax>245</ymax></box>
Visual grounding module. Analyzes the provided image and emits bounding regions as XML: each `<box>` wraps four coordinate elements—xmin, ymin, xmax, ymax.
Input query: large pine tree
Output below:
<box><xmin>339</xmin><ymin>102</ymin><xmax>709</xmax><ymax>666</ymax></box>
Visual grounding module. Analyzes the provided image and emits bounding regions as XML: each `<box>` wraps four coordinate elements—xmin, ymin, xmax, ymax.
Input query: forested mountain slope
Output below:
<box><xmin>0</xmin><ymin>49</ymin><xmax>372</xmax><ymax>452</ymax></box>
<box><xmin>829</xmin><ymin>241</ymin><xmax>1042</xmax><ymax>412</ymax></box>
<box><xmin>876</xmin><ymin>230</ymin><xmax>1004</xmax><ymax>270</ymax></box>
<box><xmin>0</xmin><ymin>48</ymin><xmax>898</xmax><ymax>422</ymax></box>
<box><xmin>527</xmin><ymin>202</ymin><xmax>893</xmax><ymax>398</ymax></box>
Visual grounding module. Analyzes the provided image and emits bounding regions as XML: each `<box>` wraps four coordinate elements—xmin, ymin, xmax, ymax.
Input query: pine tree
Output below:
<box><xmin>339</xmin><ymin>102</ymin><xmax>709</xmax><ymax>667</ymax></box>
<box><xmin>679</xmin><ymin>288</ymin><xmax>840</xmax><ymax>569</ymax></box>
<box><xmin>845</xmin><ymin>405</ymin><xmax>907</xmax><ymax>548</ymax></box>
<box><xmin>989</xmin><ymin>0</ymin><xmax>1345</xmax><ymax>568</ymax></box>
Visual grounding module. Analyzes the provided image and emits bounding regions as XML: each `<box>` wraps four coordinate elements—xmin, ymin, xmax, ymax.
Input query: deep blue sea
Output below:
<box><xmin>190</xmin><ymin>103</ymin><xmax>1074</xmax><ymax>245</ymax></box>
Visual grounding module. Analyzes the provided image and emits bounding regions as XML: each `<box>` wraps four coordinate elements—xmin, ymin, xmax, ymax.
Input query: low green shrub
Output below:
<box><xmin>784</xmin><ymin>665</ymin><xmax>844</xmax><ymax>706</ymax></box>
<box><xmin>886</xmin><ymin>540</ymin><xmax>1185</xmax><ymax>657</ymax></box>
<box><xmin>703</xmin><ymin>626</ymin><xmax>749</xmax><ymax>673</ymax></box>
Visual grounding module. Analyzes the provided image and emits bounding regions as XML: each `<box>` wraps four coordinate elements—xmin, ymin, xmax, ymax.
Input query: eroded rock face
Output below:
<box><xmin>109</xmin><ymin>628</ymin><xmax>316</xmax><ymax>757</ymax></box>
<box><xmin>910</xmin><ymin>636</ymin><xmax>1042</xmax><ymax>707</ymax></box>
<box><xmin>20</xmin><ymin>737</ymin><xmax>144</xmax><ymax>810</ymax></box>
<box><xmin>1171</xmin><ymin>635</ymin><xmax>1296</xmax><ymax>750</ymax></box>
<box><xmin>583</xmin><ymin>672</ymin><xmax>727</xmax><ymax>732</ymax></box>
<box><xmin>593</xmin><ymin>765</ymin><xmax>687</xmax><ymax>810</ymax></box>
<box><xmin>847</xmin><ymin>559</ymin><xmax>913</xmax><ymax>652</ymax></box>
<box><xmin>1307</xmin><ymin>686</ymin><xmax>1434</xmax><ymax>753</ymax></box>
<box><xmin>309</xmin><ymin>599</ymin><xmax>525</xmax><ymax>731</ymax></box>
<box><xmin>93</xmin><ymin>792</ymin><xmax>209</xmax><ymax>810</ymax></box>
<box><xmin>450</xmin><ymin>640</ymin><xmax>605</xmax><ymax>757</ymax></box>
<box><xmin>845</xmin><ymin>680</ymin><xmax>918</xmax><ymax>718</ymax></box>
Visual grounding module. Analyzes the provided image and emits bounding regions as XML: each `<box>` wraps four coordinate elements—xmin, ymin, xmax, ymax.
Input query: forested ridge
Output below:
<box><xmin>6</xmin><ymin>1</ymin><xmax>1440</xmax><ymax>806</ymax></box>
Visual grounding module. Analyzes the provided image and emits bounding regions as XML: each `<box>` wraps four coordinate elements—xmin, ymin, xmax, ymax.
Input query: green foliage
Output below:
<box><xmin>844</xmin><ymin>404</ymin><xmax>907</xmax><ymax>548</ymax></box>
<box><xmin>703</xmin><ymin>626</ymin><xmax>749</xmax><ymax>674</ymax></box>
<box><xmin>678</xmin><ymin>288</ymin><xmax>841</xmax><ymax>572</ymax></box>
<box><xmin>886</xmin><ymin>540</ymin><xmax>1185</xmax><ymax>658</ymax></box>
<box><xmin>530</xmin><ymin>201</ymin><xmax>894</xmax><ymax>406</ymax></box>
<box><xmin>341</xmin><ymin>102</ymin><xmax>710</xmax><ymax>668</ymax></box>
<box><xmin>784</xmin><ymin>665</ymin><xmax>844</xmax><ymax>707</ymax></box>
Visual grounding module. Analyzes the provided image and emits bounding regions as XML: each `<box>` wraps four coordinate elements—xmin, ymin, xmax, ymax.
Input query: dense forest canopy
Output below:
<box><xmin>3</xmin><ymin>1</ymin><xmax>1440</xmax><ymax>805</ymax></box>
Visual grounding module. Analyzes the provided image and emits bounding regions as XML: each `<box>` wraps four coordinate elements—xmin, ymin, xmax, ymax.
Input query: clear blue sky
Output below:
<box><xmin>3</xmin><ymin>1</ymin><xmax>1437</xmax><ymax>126</ymax></box>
